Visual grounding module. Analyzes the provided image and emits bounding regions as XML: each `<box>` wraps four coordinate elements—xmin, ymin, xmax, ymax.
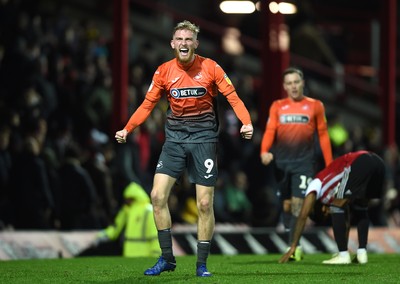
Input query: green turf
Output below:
<box><xmin>0</xmin><ymin>254</ymin><xmax>399</xmax><ymax>283</ymax></box>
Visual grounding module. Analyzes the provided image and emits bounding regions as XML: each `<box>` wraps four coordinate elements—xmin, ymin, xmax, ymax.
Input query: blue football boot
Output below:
<box><xmin>196</xmin><ymin>264</ymin><xmax>212</xmax><ymax>277</ymax></box>
<box><xmin>144</xmin><ymin>256</ymin><xmax>176</xmax><ymax>276</ymax></box>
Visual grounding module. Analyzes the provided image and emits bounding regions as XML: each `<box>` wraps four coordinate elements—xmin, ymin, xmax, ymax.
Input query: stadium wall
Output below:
<box><xmin>0</xmin><ymin>225</ymin><xmax>399</xmax><ymax>260</ymax></box>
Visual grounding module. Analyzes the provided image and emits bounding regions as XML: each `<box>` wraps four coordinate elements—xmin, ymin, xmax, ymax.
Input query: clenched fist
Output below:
<box><xmin>240</xmin><ymin>124</ymin><xmax>253</xmax><ymax>140</ymax></box>
<box><xmin>115</xmin><ymin>129</ymin><xmax>128</xmax><ymax>143</ymax></box>
<box><xmin>260</xmin><ymin>152</ymin><xmax>274</xmax><ymax>165</ymax></box>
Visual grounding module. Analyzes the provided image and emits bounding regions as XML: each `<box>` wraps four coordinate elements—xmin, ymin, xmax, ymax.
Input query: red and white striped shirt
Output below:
<box><xmin>305</xmin><ymin>151</ymin><xmax>369</xmax><ymax>205</ymax></box>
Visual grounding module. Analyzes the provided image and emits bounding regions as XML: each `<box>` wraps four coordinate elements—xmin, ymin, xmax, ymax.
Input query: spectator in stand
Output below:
<box><xmin>224</xmin><ymin>169</ymin><xmax>252</xmax><ymax>223</ymax></box>
<box><xmin>9</xmin><ymin>136</ymin><xmax>55</xmax><ymax>229</ymax></box>
<box><xmin>81</xmin><ymin>70</ymin><xmax>113</xmax><ymax>135</ymax></box>
<box><xmin>287</xmin><ymin>0</ymin><xmax>345</xmax><ymax>95</ymax></box>
<box><xmin>0</xmin><ymin>122</ymin><xmax>12</xmax><ymax>199</ymax></box>
<box><xmin>213</xmin><ymin>173</ymin><xmax>234</xmax><ymax>223</ymax></box>
<box><xmin>83</xmin><ymin>141</ymin><xmax>118</xmax><ymax>225</ymax></box>
<box><xmin>58</xmin><ymin>142</ymin><xmax>105</xmax><ymax>230</ymax></box>
<box><xmin>0</xmin><ymin>122</ymin><xmax>13</xmax><ymax>228</ymax></box>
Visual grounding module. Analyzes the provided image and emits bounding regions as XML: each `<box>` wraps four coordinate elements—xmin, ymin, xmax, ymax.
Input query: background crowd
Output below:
<box><xmin>0</xmin><ymin>0</ymin><xmax>399</xmax><ymax>232</ymax></box>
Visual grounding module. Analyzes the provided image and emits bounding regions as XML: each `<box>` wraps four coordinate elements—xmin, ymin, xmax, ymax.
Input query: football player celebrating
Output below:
<box><xmin>115</xmin><ymin>20</ymin><xmax>253</xmax><ymax>277</ymax></box>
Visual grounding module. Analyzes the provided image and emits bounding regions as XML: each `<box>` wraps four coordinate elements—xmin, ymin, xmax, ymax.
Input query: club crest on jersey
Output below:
<box><xmin>193</xmin><ymin>72</ymin><xmax>202</xmax><ymax>81</ymax></box>
<box><xmin>170</xmin><ymin>87</ymin><xmax>207</xmax><ymax>98</ymax></box>
<box><xmin>224</xmin><ymin>74</ymin><xmax>232</xmax><ymax>85</ymax></box>
<box><xmin>171</xmin><ymin>76</ymin><xmax>180</xmax><ymax>83</ymax></box>
<box><xmin>280</xmin><ymin>114</ymin><xmax>309</xmax><ymax>124</ymax></box>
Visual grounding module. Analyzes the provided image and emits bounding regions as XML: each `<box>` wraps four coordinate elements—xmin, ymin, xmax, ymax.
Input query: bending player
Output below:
<box><xmin>279</xmin><ymin>151</ymin><xmax>385</xmax><ymax>264</ymax></box>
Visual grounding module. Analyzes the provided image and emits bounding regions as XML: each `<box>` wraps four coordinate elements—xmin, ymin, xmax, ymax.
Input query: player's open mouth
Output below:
<box><xmin>180</xmin><ymin>48</ymin><xmax>189</xmax><ymax>55</ymax></box>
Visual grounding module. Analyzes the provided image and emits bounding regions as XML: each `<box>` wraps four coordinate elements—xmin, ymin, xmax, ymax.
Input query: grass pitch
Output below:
<box><xmin>0</xmin><ymin>254</ymin><xmax>399</xmax><ymax>283</ymax></box>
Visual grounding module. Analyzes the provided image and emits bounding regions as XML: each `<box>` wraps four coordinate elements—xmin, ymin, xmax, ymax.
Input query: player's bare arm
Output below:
<box><xmin>279</xmin><ymin>193</ymin><xmax>316</xmax><ymax>263</ymax></box>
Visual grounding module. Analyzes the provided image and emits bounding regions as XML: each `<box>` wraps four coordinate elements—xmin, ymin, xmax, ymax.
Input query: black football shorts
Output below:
<box><xmin>342</xmin><ymin>152</ymin><xmax>385</xmax><ymax>200</ymax></box>
<box><xmin>274</xmin><ymin>160</ymin><xmax>315</xmax><ymax>199</ymax></box>
<box><xmin>155</xmin><ymin>141</ymin><xmax>218</xmax><ymax>187</ymax></box>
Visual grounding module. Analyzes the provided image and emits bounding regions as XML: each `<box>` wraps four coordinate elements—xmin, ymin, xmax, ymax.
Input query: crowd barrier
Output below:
<box><xmin>1</xmin><ymin>224</ymin><xmax>399</xmax><ymax>260</ymax></box>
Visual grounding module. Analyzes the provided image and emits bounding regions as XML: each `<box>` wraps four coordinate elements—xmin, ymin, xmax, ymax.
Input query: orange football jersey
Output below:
<box><xmin>124</xmin><ymin>55</ymin><xmax>251</xmax><ymax>142</ymax></box>
<box><xmin>261</xmin><ymin>97</ymin><xmax>332</xmax><ymax>166</ymax></box>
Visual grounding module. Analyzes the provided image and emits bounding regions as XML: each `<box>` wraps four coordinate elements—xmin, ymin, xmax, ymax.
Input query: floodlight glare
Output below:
<box><xmin>220</xmin><ymin>1</ymin><xmax>256</xmax><ymax>14</ymax></box>
<box><xmin>265</xmin><ymin>1</ymin><xmax>297</xmax><ymax>14</ymax></box>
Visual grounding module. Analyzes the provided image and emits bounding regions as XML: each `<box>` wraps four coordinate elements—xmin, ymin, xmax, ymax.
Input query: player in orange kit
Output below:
<box><xmin>260</xmin><ymin>67</ymin><xmax>333</xmax><ymax>261</ymax></box>
<box><xmin>115</xmin><ymin>20</ymin><xmax>253</xmax><ymax>277</ymax></box>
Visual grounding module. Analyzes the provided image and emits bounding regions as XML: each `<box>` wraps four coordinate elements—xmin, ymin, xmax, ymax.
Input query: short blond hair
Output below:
<box><xmin>173</xmin><ymin>20</ymin><xmax>200</xmax><ymax>38</ymax></box>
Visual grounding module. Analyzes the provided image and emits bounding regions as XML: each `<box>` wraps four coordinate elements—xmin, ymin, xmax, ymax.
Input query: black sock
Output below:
<box><xmin>158</xmin><ymin>229</ymin><xmax>175</xmax><ymax>262</ymax></box>
<box><xmin>353</xmin><ymin>205</ymin><xmax>369</xmax><ymax>249</ymax></box>
<box><xmin>282</xmin><ymin>211</ymin><xmax>292</xmax><ymax>244</ymax></box>
<box><xmin>196</xmin><ymin>241</ymin><xmax>211</xmax><ymax>267</ymax></box>
<box><xmin>330</xmin><ymin>207</ymin><xmax>348</xmax><ymax>252</ymax></box>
